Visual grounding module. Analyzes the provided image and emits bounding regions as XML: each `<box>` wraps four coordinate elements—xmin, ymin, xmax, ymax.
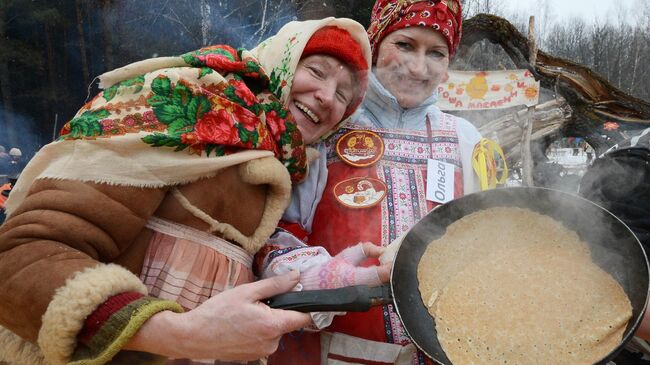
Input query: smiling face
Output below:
<box><xmin>287</xmin><ymin>54</ymin><xmax>358</xmax><ymax>144</ymax></box>
<box><xmin>375</xmin><ymin>27</ymin><xmax>450</xmax><ymax>109</ymax></box>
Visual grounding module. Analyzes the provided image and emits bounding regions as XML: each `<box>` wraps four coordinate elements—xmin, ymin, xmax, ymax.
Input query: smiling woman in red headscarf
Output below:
<box><xmin>268</xmin><ymin>1</ymin><xmax>487</xmax><ymax>365</ymax></box>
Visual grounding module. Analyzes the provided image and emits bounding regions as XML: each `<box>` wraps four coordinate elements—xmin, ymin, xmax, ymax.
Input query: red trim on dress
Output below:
<box><xmin>328</xmin><ymin>353</ymin><xmax>394</xmax><ymax>365</ymax></box>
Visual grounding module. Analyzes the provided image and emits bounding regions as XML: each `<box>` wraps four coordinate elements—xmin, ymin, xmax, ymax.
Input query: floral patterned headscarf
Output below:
<box><xmin>60</xmin><ymin>17</ymin><xmax>370</xmax><ymax>180</ymax></box>
<box><xmin>5</xmin><ymin>18</ymin><xmax>370</xmax><ymax>214</ymax></box>
<box><xmin>252</xmin><ymin>17</ymin><xmax>371</xmax><ymax>141</ymax></box>
<box><xmin>59</xmin><ymin>44</ymin><xmax>307</xmax><ymax>182</ymax></box>
<box><xmin>368</xmin><ymin>0</ymin><xmax>462</xmax><ymax>59</ymax></box>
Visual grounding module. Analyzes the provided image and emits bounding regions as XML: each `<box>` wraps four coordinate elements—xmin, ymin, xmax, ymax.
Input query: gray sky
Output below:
<box><xmin>496</xmin><ymin>0</ymin><xmax>643</xmax><ymax>26</ymax></box>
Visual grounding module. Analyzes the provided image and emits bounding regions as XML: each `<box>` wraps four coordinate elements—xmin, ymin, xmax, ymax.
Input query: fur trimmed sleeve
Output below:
<box><xmin>0</xmin><ymin>178</ymin><xmax>170</xmax><ymax>364</ymax></box>
<box><xmin>44</xmin><ymin>264</ymin><xmax>183</xmax><ymax>365</ymax></box>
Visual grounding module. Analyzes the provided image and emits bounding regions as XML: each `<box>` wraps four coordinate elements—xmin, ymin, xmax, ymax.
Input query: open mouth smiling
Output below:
<box><xmin>295</xmin><ymin>101</ymin><xmax>320</xmax><ymax>124</ymax></box>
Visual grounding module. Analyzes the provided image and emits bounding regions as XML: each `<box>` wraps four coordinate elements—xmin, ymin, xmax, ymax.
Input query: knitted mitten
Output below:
<box><xmin>300</xmin><ymin>243</ymin><xmax>382</xmax><ymax>290</ymax></box>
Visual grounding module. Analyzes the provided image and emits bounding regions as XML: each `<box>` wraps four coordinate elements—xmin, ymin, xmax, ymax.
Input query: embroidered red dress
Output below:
<box><xmin>268</xmin><ymin>72</ymin><xmax>481</xmax><ymax>365</ymax></box>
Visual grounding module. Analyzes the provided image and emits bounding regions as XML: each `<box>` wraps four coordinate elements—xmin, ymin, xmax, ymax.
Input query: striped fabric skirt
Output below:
<box><xmin>140</xmin><ymin>216</ymin><xmax>258</xmax><ymax>365</ymax></box>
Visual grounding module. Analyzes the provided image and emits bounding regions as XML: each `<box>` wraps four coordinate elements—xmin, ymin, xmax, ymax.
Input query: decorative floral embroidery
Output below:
<box><xmin>140</xmin><ymin>75</ymin><xmax>215</xmax><ymax>154</ymax></box>
<box><xmin>58</xmin><ymin>44</ymin><xmax>308</xmax><ymax>182</ymax></box>
<box><xmin>60</xmin><ymin>110</ymin><xmax>165</xmax><ymax>140</ymax></box>
<box><xmin>268</xmin><ymin>34</ymin><xmax>300</xmax><ymax>99</ymax></box>
<box><xmin>317</xmin><ymin>257</ymin><xmax>358</xmax><ymax>289</ymax></box>
<box><xmin>102</xmin><ymin>94</ymin><xmax>150</xmax><ymax>114</ymax></box>
<box><xmin>103</xmin><ymin>75</ymin><xmax>146</xmax><ymax>102</ymax></box>
<box><xmin>226</xmin><ymin>78</ymin><xmax>258</xmax><ymax>107</ymax></box>
<box><xmin>267</xmin><ymin>245</ymin><xmax>304</xmax><ymax>262</ymax></box>
<box><xmin>263</xmin><ymin>247</ymin><xmax>321</xmax><ymax>277</ymax></box>
<box><xmin>59</xmin><ymin>109</ymin><xmax>111</xmax><ymax>139</ymax></box>
<box><xmin>182</xmin><ymin>45</ymin><xmax>266</xmax><ymax>82</ymax></box>
<box><xmin>278</xmin><ymin>250</ymin><xmax>319</xmax><ymax>263</ymax></box>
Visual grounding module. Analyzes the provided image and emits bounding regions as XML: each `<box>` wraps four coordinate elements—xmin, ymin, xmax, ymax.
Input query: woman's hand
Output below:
<box><xmin>126</xmin><ymin>272</ymin><xmax>311</xmax><ymax>361</ymax></box>
<box><xmin>360</xmin><ymin>241</ymin><xmax>392</xmax><ymax>283</ymax></box>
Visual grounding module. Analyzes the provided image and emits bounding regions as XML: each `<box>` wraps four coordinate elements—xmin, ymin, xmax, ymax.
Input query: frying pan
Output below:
<box><xmin>268</xmin><ymin>187</ymin><xmax>649</xmax><ymax>364</ymax></box>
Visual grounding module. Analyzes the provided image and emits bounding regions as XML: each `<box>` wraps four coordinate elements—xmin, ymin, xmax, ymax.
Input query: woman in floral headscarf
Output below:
<box><xmin>0</xmin><ymin>17</ymin><xmax>371</xmax><ymax>365</ymax></box>
<box><xmin>268</xmin><ymin>1</ymin><xmax>490</xmax><ymax>365</ymax></box>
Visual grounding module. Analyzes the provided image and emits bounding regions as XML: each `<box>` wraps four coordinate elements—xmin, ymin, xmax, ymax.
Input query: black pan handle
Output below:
<box><xmin>265</xmin><ymin>284</ymin><xmax>393</xmax><ymax>312</ymax></box>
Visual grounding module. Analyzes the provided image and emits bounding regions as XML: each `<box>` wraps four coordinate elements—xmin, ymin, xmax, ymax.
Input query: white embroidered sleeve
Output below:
<box><xmin>260</xmin><ymin>229</ymin><xmax>340</xmax><ymax>330</ymax></box>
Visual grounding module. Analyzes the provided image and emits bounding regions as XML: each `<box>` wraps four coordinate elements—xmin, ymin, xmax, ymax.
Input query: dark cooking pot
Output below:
<box><xmin>268</xmin><ymin>187</ymin><xmax>649</xmax><ymax>365</ymax></box>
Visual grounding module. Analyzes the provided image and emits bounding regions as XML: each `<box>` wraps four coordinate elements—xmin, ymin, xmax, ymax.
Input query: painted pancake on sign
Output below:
<box><xmin>333</xmin><ymin>177</ymin><xmax>387</xmax><ymax>209</ymax></box>
<box><xmin>336</xmin><ymin>130</ymin><xmax>384</xmax><ymax>167</ymax></box>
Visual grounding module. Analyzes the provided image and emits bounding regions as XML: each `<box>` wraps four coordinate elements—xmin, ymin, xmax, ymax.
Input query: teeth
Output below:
<box><xmin>295</xmin><ymin>101</ymin><xmax>319</xmax><ymax>124</ymax></box>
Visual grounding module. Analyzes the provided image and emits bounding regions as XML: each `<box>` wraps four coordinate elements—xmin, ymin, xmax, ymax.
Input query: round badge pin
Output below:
<box><xmin>335</xmin><ymin>130</ymin><xmax>384</xmax><ymax>167</ymax></box>
<box><xmin>333</xmin><ymin>177</ymin><xmax>387</xmax><ymax>209</ymax></box>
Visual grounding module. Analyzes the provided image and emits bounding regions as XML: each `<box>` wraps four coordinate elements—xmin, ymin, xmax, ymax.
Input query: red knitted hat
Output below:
<box><xmin>301</xmin><ymin>26</ymin><xmax>369</xmax><ymax>119</ymax></box>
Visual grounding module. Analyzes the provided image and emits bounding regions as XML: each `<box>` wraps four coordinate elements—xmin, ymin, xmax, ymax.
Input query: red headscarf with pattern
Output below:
<box><xmin>367</xmin><ymin>0</ymin><xmax>462</xmax><ymax>60</ymax></box>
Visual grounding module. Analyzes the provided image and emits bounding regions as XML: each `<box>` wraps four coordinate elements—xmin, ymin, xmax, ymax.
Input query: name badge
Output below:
<box><xmin>426</xmin><ymin>159</ymin><xmax>455</xmax><ymax>204</ymax></box>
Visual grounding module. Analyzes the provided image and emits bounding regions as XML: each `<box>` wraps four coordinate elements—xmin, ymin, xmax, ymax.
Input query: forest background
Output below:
<box><xmin>1</xmin><ymin>0</ymin><xmax>649</xmax><ymax>160</ymax></box>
